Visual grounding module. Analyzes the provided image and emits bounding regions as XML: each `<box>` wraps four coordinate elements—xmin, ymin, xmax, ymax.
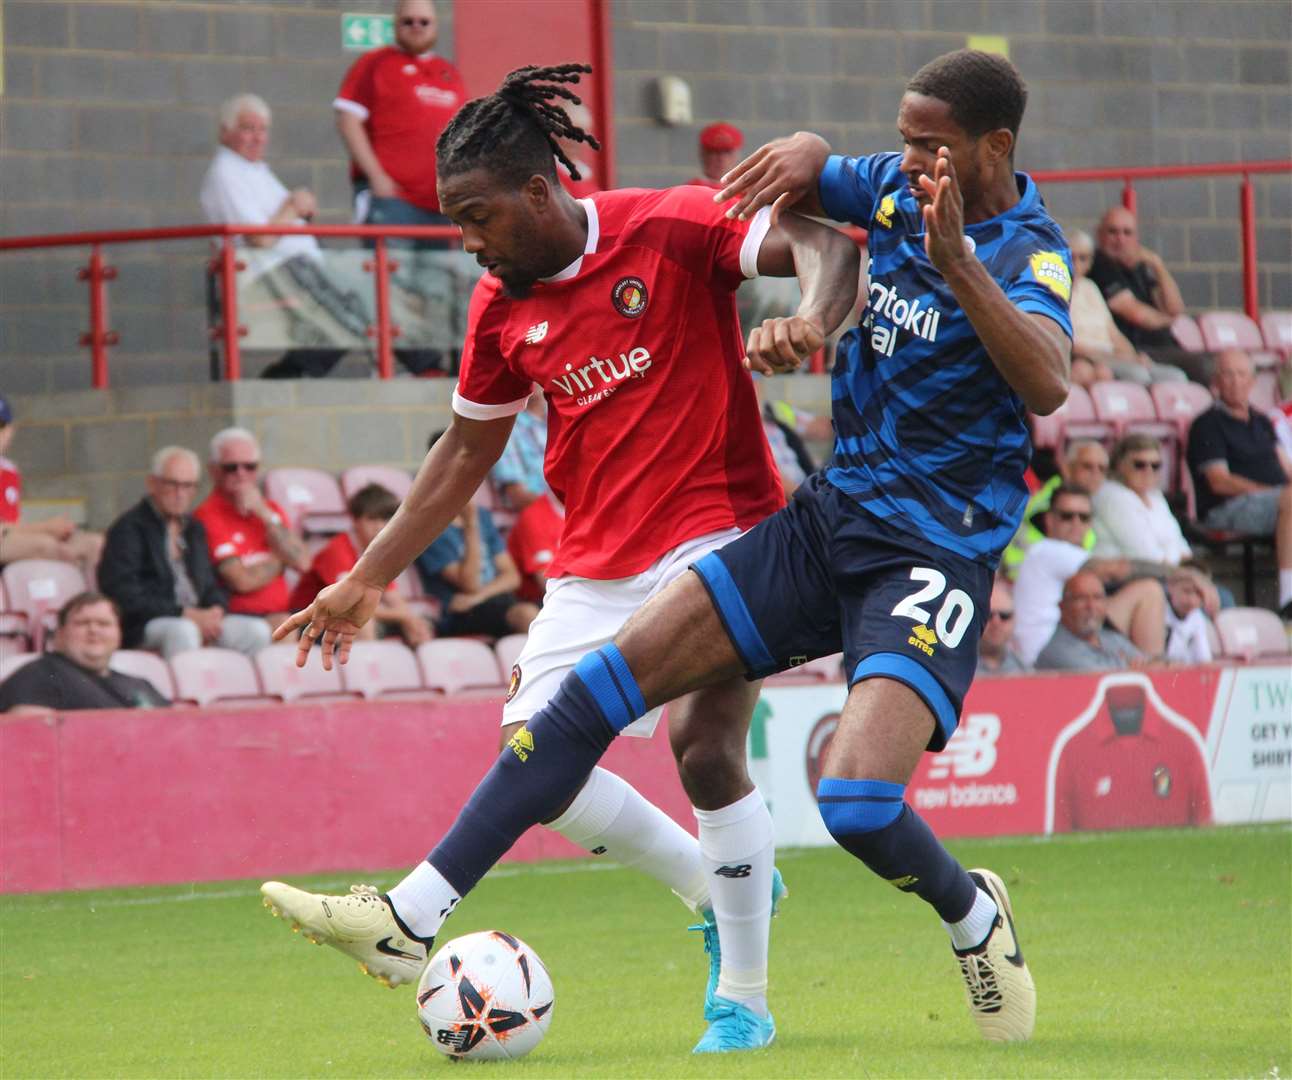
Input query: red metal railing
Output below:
<box><xmin>0</xmin><ymin>160</ymin><xmax>1287</xmax><ymax>387</ymax></box>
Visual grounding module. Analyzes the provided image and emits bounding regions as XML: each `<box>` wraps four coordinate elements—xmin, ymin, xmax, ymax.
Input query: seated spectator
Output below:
<box><xmin>976</xmin><ymin>580</ymin><xmax>1028</xmax><ymax>675</ymax></box>
<box><xmin>199</xmin><ymin>93</ymin><xmax>345</xmax><ymax>379</ymax></box>
<box><xmin>689</xmin><ymin>123</ymin><xmax>743</xmax><ymax>189</ymax></box>
<box><xmin>1001</xmin><ymin>439</ymin><xmax>1107</xmax><ymax>579</ymax></box>
<box><xmin>415</xmin><ymin>504</ymin><xmax>538</xmax><ymax>638</ymax></box>
<box><xmin>1013</xmin><ymin>484</ymin><xmax>1166</xmax><ymax>665</ymax></box>
<box><xmin>1035</xmin><ymin>571</ymin><xmax>1144</xmax><ymax>672</ymax></box>
<box><xmin>506</xmin><ymin>487</ymin><xmax>564</xmax><ymax>604</ymax></box>
<box><xmin>1164</xmin><ymin>568</ymin><xmax>1214</xmax><ymax>664</ymax></box>
<box><xmin>0</xmin><ymin>593</ymin><xmax>169</xmax><ymax>714</ymax></box>
<box><xmin>289</xmin><ymin>483</ymin><xmax>431</xmax><ymax>644</ymax></box>
<box><xmin>98</xmin><ymin>447</ymin><xmax>272</xmax><ymax>658</ymax></box>
<box><xmin>490</xmin><ymin>391</ymin><xmax>547</xmax><ymax>511</ymax></box>
<box><xmin>0</xmin><ymin>396</ymin><xmax>103</xmax><ymax>576</ymax></box>
<box><xmin>1089</xmin><ymin>207</ymin><xmax>1207</xmax><ymax>383</ymax></box>
<box><xmin>1068</xmin><ymin>229</ymin><xmax>1185</xmax><ymax>386</ymax></box>
<box><xmin>1093</xmin><ymin>434</ymin><xmax>1188</xmax><ymax>563</ymax></box>
<box><xmin>193</xmin><ymin>428</ymin><xmax>310</xmax><ymax>632</ymax></box>
<box><xmin>1187</xmin><ymin>349</ymin><xmax>1292</xmax><ymax>616</ymax></box>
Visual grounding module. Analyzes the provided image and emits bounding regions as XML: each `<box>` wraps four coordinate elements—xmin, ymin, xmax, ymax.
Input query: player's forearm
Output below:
<box><xmin>783</xmin><ymin>215</ymin><xmax>861</xmax><ymax>337</ymax></box>
<box><xmin>940</xmin><ymin>256</ymin><xmax>1069</xmax><ymax>415</ymax></box>
<box><xmin>335</xmin><ymin>111</ymin><xmax>387</xmax><ymax>182</ymax></box>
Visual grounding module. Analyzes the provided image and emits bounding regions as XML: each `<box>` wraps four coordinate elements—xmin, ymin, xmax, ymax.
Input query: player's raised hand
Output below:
<box><xmin>713</xmin><ymin>132</ymin><xmax>831</xmax><ymax>225</ymax></box>
<box><xmin>745</xmin><ymin>315</ymin><xmax>825</xmax><ymax>375</ymax></box>
<box><xmin>919</xmin><ymin>148</ymin><xmax>971</xmax><ymax>273</ymax></box>
<box><xmin>272</xmin><ymin>575</ymin><xmax>384</xmax><ymax>670</ymax></box>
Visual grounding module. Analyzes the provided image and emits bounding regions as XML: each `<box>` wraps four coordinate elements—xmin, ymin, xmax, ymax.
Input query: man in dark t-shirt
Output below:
<box><xmin>0</xmin><ymin>593</ymin><xmax>168</xmax><ymax>713</ymax></box>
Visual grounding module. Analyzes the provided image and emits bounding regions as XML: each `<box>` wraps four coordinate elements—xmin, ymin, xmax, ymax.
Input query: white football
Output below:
<box><xmin>416</xmin><ymin>930</ymin><xmax>555</xmax><ymax>1061</ymax></box>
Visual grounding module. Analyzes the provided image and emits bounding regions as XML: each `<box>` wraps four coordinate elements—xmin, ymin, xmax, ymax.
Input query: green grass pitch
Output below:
<box><xmin>2</xmin><ymin>826</ymin><xmax>1288</xmax><ymax>1078</ymax></box>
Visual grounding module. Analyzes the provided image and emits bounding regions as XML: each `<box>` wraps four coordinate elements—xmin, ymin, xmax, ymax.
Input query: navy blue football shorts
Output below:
<box><xmin>691</xmin><ymin>471</ymin><xmax>994</xmax><ymax>751</ymax></box>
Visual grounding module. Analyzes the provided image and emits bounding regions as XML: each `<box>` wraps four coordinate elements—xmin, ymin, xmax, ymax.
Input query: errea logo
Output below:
<box><xmin>524</xmin><ymin>321</ymin><xmax>548</xmax><ymax>344</ymax></box>
<box><xmin>927</xmin><ymin>713</ymin><xmax>1000</xmax><ymax>780</ymax></box>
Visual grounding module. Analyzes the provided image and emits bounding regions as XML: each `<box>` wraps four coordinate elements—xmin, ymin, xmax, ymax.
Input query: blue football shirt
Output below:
<box><xmin>818</xmin><ymin>152</ymin><xmax>1073</xmax><ymax>566</ymax></box>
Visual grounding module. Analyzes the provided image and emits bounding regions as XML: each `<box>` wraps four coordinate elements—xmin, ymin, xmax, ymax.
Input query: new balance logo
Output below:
<box><xmin>927</xmin><ymin>713</ymin><xmax>1000</xmax><ymax>780</ymax></box>
<box><xmin>524</xmin><ymin>321</ymin><xmax>548</xmax><ymax>344</ymax></box>
<box><xmin>714</xmin><ymin>864</ymin><xmax>752</xmax><ymax>878</ymax></box>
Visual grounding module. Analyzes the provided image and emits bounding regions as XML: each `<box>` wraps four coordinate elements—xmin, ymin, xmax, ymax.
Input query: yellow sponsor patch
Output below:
<box><xmin>508</xmin><ymin>726</ymin><xmax>534</xmax><ymax>762</ymax></box>
<box><xmin>1030</xmin><ymin>250</ymin><xmax>1072</xmax><ymax>302</ymax></box>
<box><xmin>876</xmin><ymin>194</ymin><xmax>896</xmax><ymax>229</ymax></box>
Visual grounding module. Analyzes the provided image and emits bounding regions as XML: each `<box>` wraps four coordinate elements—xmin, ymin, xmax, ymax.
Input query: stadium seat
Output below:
<box><xmin>417</xmin><ymin>639</ymin><xmax>504</xmax><ymax>695</ymax></box>
<box><xmin>0</xmin><ymin>579</ymin><xmax>30</xmax><ymax>650</ymax></box>
<box><xmin>1259</xmin><ymin>310</ymin><xmax>1292</xmax><ymax>356</ymax></box>
<box><xmin>340</xmin><ymin>640</ymin><xmax>425</xmax><ymax>699</ymax></box>
<box><xmin>109</xmin><ymin>649</ymin><xmax>177</xmax><ymax>701</ymax></box>
<box><xmin>394</xmin><ymin>566</ymin><xmax>440</xmax><ymax>621</ymax></box>
<box><xmin>255</xmin><ymin>642</ymin><xmax>362</xmax><ymax>703</ymax></box>
<box><xmin>1251</xmin><ymin>371</ymin><xmax>1279</xmax><ymax>414</ymax></box>
<box><xmin>1213</xmin><ymin>608</ymin><xmax>1290</xmax><ymax>661</ymax></box>
<box><xmin>1</xmin><ymin>560</ymin><xmax>89</xmax><ymax>651</ymax></box>
<box><xmin>262</xmin><ymin>468</ymin><xmax>349</xmax><ymax>535</ymax></box>
<box><xmin>1170</xmin><ymin>314</ymin><xmax>1204</xmax><ymax>352</ymax></box>
<box><xmin>170</xmin><ymin>648</ymin><xmax>272</xmax><ymax>707</ymax></box>
<box><xmin>1029</xmin><ymin>384</ymin><xmax>1112</xmax><ymax>454</ymax></box>
<box><xmin>494</xmin><ymin>633</ymin><xmax>527</xmax><ymax>683</ymax></box>
<box><xmin>1150</xmin><ymin>380</ymin><xmax>1214</xmax><ymax>444</ymax></box>
<box><xmin>1089</xmin><ymin>381</ymin><xmax>1178</xmax><ymax>489</ymax></box>
<box><xmin>0</xmin><ymin>651</ymin><xmax>40</xmax><ymax>684</ymax></box>
<box><xmin>340</xmin><ymin>465</ymin><xmax>413</xmax><ymax>503</ymax></box>
<box><xmin>1196</xmin><ymin>310</ymin><xmax>1281</xmax><ymax>369</ymax></box>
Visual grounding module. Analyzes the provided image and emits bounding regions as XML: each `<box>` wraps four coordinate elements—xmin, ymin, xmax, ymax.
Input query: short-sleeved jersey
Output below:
<box><xmin>453</xmin><ymin>186</ymin><xmax>784</xmax><ymax>580</ymax></box>
<box><xmin>334</xmin><ymin>48</ymin><xmax>466</xmax><ymax>213</ymax></box>
<box><xmin>1186</xmin><ymin>405</ymin><xmax>1284</xmax><ymax>520</ymax></box>
<box><xmin>193</xmin><ymin>490</ymin><xmax>292</xmax><ymax>615</ymax></box>
<box><xmin>0</xmin><ymin>455</ymin><xmax>20</xmax><ymax>523</ymax></box>
<box><xmin>819</xmin><ymin>152</ymin><xmax>1074</xmax><ymax>567</ymax></box>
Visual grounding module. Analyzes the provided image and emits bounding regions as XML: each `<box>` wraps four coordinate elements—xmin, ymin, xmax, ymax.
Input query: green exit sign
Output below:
<box><xmin>341</xmin><ymin>12</ymin><xmax>395</xmax><ymax>51</ymax></box>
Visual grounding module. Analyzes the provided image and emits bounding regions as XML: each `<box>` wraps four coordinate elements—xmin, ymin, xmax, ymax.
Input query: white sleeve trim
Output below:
<box><xmin>452</xmin><ymin>388</ymin><xmax>531</xmax><ymax>421</ymax></box>
<box><xmin>333</xmin><ymin>97</ymin><xmax>370</xmax><ymax>121</ymax></box>
<box><xmin>739</xmin><ymin>205</ymin><xmax>774</xmax><ymax>279</ymax></box>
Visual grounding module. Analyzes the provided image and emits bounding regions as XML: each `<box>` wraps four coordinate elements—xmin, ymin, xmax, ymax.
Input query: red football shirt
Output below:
<box><xmin>289</xmin><ymin>531</ymin><xmax>395</xmax><ymax>611</ymax></box>
<box><xmin>193</xmin><ymin>490</ymin><xmax>293</xmax><ymax>615</ymax></box>
<box><xmin>507</xmin><ymin>493</ymin><xmax>565</xmax><ymax>603</ymax></box>
<box><xmin>334</xmin><ymin>47</ymin><xmax>467</xmax><ymax>213</ymax></box>
<box><xmin>0</xmin><ymin>455</ymin><xmax>20</xmax><ymax>524</ymax></box>
<box><xmin>453</xmin><ymin>186</ymin><xmax>784</xmax><ymax>580</ymax></box>
<box><xmin>1051</xmin><ymin>701</ymin><xmax>1213</xmax><ymax>832</ymax></box>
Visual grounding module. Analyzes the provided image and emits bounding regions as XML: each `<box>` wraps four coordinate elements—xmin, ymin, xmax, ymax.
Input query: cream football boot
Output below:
<box><xmin>952</xmin><ymin>868</ymin><xmax>1036</xmax><ymax>1042</ymax></box>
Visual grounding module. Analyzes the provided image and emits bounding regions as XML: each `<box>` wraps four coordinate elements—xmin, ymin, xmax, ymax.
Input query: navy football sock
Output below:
<box><xmin>817</xmin><ymin>778</ymin><xmax>977</xmax><ymax>922</ymax></box>
<box><xmin>429</xmin><ymin>646</ymin><xmax>646</xmax><ymax>895</ymax></box>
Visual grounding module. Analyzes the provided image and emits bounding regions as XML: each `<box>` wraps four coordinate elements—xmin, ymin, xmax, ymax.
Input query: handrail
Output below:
<box><xmin>1</xmin><ymin>159</ymin><xmax>1288</xmax><ymax>387</ymax></box>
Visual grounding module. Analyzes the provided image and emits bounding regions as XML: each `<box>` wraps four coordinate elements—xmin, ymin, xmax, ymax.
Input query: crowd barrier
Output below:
<box><xmin>2</xmin><ymin>664</ymin><xmax>1288</xmax><ymax>895</ymax></box>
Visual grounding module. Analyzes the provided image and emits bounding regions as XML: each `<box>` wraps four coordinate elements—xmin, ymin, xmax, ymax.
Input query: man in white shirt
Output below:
<box><xmin>200</xmin><ymin>93</ymin><xmax>346</xmax><ymax>378</ymax></box>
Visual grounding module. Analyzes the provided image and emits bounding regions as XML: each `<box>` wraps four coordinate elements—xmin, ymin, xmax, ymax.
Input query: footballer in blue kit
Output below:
<box><xmin>269</xmin><ymin>50</ymin><xmax>1071</xmax><ymax>1054</ymax></box>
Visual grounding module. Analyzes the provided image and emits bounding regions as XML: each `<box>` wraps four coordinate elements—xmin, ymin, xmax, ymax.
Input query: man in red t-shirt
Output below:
<box><xmin>193</xmin><ymin>428</ymin><xmax>310</xmax><ymax>632</ymax></box>
<box><xmin>506</xmin><ymin>488</ymin><xmax>564</xmax><ymax>604</ymax></box>
<box><xmin>264</xmin><ymin>65</ymin><xmax>859</xmax><ymax>1052</ymax></box>
<box><xmin>689</xmin><ymin>122</ymin><xmax>744</xmax><ymax>189</ymax></box>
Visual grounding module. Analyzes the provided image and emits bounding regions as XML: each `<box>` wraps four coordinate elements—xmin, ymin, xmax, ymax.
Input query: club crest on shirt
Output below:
<box><xmin>1152</xmin><ymin>764</ymin><xmax>1172</xmax><ymax>798</ymax></box>
<box><xmin>875</xmin><ymin>194</ymin><xmax>897</xmax><ymax>228</ymax></box>
<box><xmin>611</xmin><ymin>276</ymin><xmax>648</xmax><ymax>318</ymax></box>
<box><xmin>506</xmin><ymin>663</ymin><xmax>522</xmax><ymax>702</ymax></box>
<box><xmin>1029</xmin><ymin>250</ymin><xmax>1072</xmax><ymax>302</ymax></box>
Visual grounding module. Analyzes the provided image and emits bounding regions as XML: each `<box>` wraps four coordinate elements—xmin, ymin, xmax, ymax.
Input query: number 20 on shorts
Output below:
<box><xmin>890</xmin><ymin>567</ymin><xmax>975</xmax><ymax>649</ymax></box>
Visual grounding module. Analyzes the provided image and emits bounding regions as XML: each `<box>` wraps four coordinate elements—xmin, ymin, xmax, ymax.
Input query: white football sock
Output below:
<box><xmin>547</xmin><ymin>767</ymin><xmax>711</xmax><ymax>914</ymax></box>
<box><xmin>1279</xmin><ymin>568</ymin><xmax>1292</xmax><ymax>608</ymax></box>
<box><xmin>943</xmin><ymin>886</ymin><xmax>999</xmax><ymax>951</ymax></box>
<box><xmin>387</xmin><ymin>860</ymin><xmax>460</xmax><ymax>942</ymax></box>
<box><xmin>694</xmin><ymin>787</ymin><xmax>775</xmax><ymax>1017</ymax></box>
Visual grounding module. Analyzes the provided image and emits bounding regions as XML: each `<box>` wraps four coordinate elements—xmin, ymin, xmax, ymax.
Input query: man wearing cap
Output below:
<box><xmin>690</xmin><ymin>122</ymin><xmax>744</xmax><ymax>189</ymax></box>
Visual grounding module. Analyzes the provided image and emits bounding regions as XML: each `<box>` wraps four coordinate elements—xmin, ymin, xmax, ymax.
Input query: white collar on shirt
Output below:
<box><xmin>539</xmin><ymin>199</ymin><xmax>599</xmax><ymax>283</ymax></box>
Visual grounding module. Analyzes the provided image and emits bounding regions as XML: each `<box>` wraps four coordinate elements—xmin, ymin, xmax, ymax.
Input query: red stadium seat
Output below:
<box><xmin>394</xmin><ymin>566</ymin><xmax>440</xmax><ymax>622</ymax></box>
<box><xmin>1089</xmin><ymin>381</ymin><xmax>1178</xmax><ymax>489</ymax></box>
<box><xmin>0</xmin><ymin>651</ymin><xmax>40</xmax><ymax>684</ymax></box>
<box><xmin>1259</xmin><ymin>310</ymin><xmax>1292</xmax><ymax>356</ymax></box>
<box><xmin>255</xmin><ymin>643</ymin><xmax>361</xmax><ymax>703</ymax></box>
<box><xmin>109</xmin><ymin>649</ymin><xmax>177</xmax><ymax>701</ymax></box>
<box><xmin>340</xmin><ymin>465</ymin><xmax>413</xmax><ymax>503</ymax></box>
<box><xmin>416</xmin><ymin>639</ymin><xmax>504</xmax><ymax>695</ymax></box>
<box><xmin>1197</xmin><ymin>310</ymin><xmax>1281</xmax><ymax>368</ymax></box>
<box><xmin>262</xmin><ymin>468</ymin><xmax>349</xmax><ymax>535</ymax></box>
<box><xmin>0</xmin><ymin>579</ymin><xmax>30</xmax><ymax>650</ymax></box>
<box><xmin>494</xmin><ymin>633</ymin><xmax>527</xmax><ymax>684</ymax></box>
<box><xmin>1214</xmin><ymin>608</ymin><xmax>1290</xmax><ymax>661</ymax></box>
<box><xmin>1029</xmin><ymin>384</ymin><xmax>1112</xmax><ymax>454</ymax></box>
<box><xmin>170</xmin><ymin>648</ymin><xmax>272</xmax><ymax>706</ymax></box>
<box><xmin>341</xmin><ymin>640</ymin><xmax>425</xmax><ymax>700</ymax></box>
<box><xmin>1170</xmin><ymin>314</ymin><xmax>1204</xmax><ymax>352</ymax></box>
<box><xmin>1</xmin><ymin>559</ymin><xmax>88</xmax><ymax>651</ymax></box>
<box><xmin>1150</xmin><ymin>381</ymin><xmax>1214</xmax><ymax>444</ymax></box>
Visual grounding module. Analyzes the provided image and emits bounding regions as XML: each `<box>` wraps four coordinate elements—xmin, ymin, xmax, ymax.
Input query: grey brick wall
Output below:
<box><xmin>1</xmin><ymin>0</ymin><xmax>1289</xmax><ymax>393</ymax></box>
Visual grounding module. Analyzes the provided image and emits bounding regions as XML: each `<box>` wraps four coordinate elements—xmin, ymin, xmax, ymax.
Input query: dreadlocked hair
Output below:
<box><xmin>437</xmin><ymin>63</ymin><xmax>601</xmax><ymax>187</ymax></box>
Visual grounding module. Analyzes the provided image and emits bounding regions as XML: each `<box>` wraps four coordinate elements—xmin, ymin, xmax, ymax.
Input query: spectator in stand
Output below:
<box><xmin>1001</xmin><ymin>439</ymin><xmax>1107</xmax><ymax>579</ymax></box>
<box><xmin>506</xmin><ymin>487</ymin><xmax>564</xmax><ymax>605</ymax></box>
<box><xmin>1034</xmin><ymin>571</ymin><xmax>1144</xmax><ymax>672</ymax></box>
<box><xmin>1068</xmin><ymin>229</ymin><xmax>1185</xmax><ymax>386</ymax></box>
<box><xmin>289</xmin><ymin>483</ymin><xmax>431</xmax><ymax>645</ymax></box>
<box><xmin>1089</xmin><ymin>207</ymin><xmax>1208</xmax><ymax>382</ymax></box>
<box><xmin>1013</xmin><ymin>485</ymin><xmax>1166</xmax><ymax>666</ymax></box>
<box><xmin>98</xmin><ymin>447</ymin><xmax>271</xmax><ymax>658</ymax></box>
<box><xmin>415</xmin><ymin>504</ymin><xmax>538</xmax><ymax>639</ymax></box>
<box><xmin>0</xmin><ymin>396</ymin><xmax>103</xmax><ymax>576</ymax></box>
<box><xmin>976</xmin><ymin>580</ymin><xmax>1027</xmax><ymax>676</ymax></box>
<box><xmin>490</xmin><ymin>391</ymin><xmax>547</xmax><ymax>511</ymax></box>
<box><xmin>689</xmin><ymin>123</ymin><xmax>743</xmax><ymax>189</ymax></box>
<box><xmin>193</xmin><ymin>428</ymin><xmax>310</xmax><ymax>633</ymax></box>
<box><xmin>0</xmin><ymin>593</ymin><xmax>169</xmax><ymax>714</ymax></box>
<box><xmin>199</xmin><ymin>94</ymin><xmax>347</xmax><ymax>380</ymax></box>
<box><xmin>1164</xmin><ymin>567</ymin><xmax>1213</xmax><ymax>664</ymax></box>
<box><xmin>1188</xmin><ymin>348</ymin><xmax>1292</xmax><ymax>616</ymax></box>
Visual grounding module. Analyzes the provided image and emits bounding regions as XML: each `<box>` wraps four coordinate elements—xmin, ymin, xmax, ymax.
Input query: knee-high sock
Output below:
<box><xmin>548</xmin><ymin>767</ymin><xmax>710</xmax><ymax>914</ymax></box>
<box><xmin>695</xmin><ymin>788</ymin><xmax>775</xmax><ymax>1014</ymax></box>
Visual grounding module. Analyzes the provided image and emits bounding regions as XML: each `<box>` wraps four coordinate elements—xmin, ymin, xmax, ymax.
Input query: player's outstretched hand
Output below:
<box><xmin>713</xmin><ymin>132</ymin><xmax>831</xmax><ymax>224</ymax></box>
<box><xmin>272</xmin><ymin>575</ymin><xmax>384</xmax><ymax>671</ymax></box>
<box><xmin>745</xmin><ymin>315</ymin><xmax>825</xmax><ymax>375</ymax></box>
<box><xmin>919</xmin><ymin>148</ymin><xmax>971</xmax><ymax>273</ymax></box>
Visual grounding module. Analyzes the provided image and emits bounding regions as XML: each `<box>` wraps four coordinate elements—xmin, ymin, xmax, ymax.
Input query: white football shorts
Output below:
<box><xmin>501</xmin><ymin>527</ymin><xmax>744</xmax><ymax>738</ymax></box>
